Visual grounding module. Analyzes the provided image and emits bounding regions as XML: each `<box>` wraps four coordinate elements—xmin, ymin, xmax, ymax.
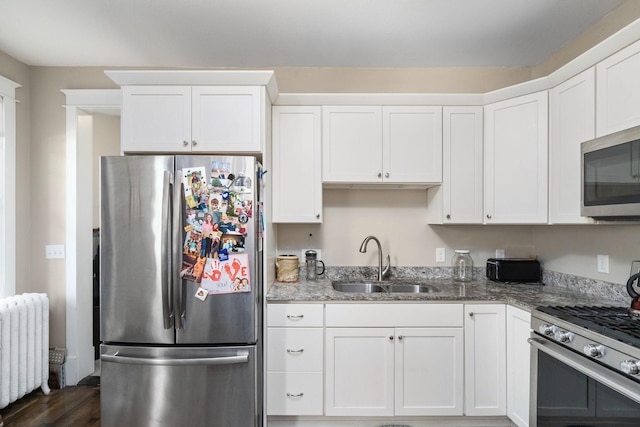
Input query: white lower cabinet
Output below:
<box><xmin>506</xmin><ymin>305</ymin><xmax>532</xmax><ymax>427</ymax></box>
<box><xmin>464</xmin><ymin>304</ymin><xmax>507</xmax><ymax>416</ymax></box>
<box><xmin>267</xmin><ymin>304</ymin><xmax>324</xmax><ymax>416</ymax></box>
<box><xmin>325</xmin><ymin>304</ymin><xmax>464</xmax><ymax>417</ymax></box>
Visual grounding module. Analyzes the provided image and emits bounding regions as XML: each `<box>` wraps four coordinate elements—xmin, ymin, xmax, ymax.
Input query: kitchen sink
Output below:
<box><xmin>331</xmin><ymin>281</ymin><xmax>435</xmax><ymax>294</ymax></box>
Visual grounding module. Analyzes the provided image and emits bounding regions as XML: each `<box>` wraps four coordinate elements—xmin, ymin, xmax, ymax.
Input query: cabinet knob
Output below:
<box><xmin>183</xmin><ymin>140</ymin><xmax>189</xmax><ymax>147</ymax></box>
<box><xmin>398</xmin><ymin>335</ymin><xmax>403</xmax><ymax>341</ymax></box>
<box><xmin>446</xmin><ymin>214</ymin><xmax>451</xmax><ymax>220</ymax></box>
<box><xmin>388</xmin><ymin>336</ymin><xmax>394</xmax><ymax>341</ymax></box>
<box><xmin>316</xmin><ymin>214</ymin><xmax>320</xmax><ymax>219</ymax></box>
<box><xmin>192</xmin><ymin>140</ymin><xmax>198</xmax><ymax>147</ymax></box>
<box><xmin>486</xmin><ymin>214</ymin><xmax>492</xmax><ymax>219</ymax></box>
<box><xmin>469</xmin><ymin>312</ymin><xmax>474</xmax><ymax>317</ymax></box>
<box><xmin>385</xmin><ymin>172</ymin><xmax>390</xmax><ymax>178</ymax></box>
<box><xmin>378</xmin><ymin>172</ymin><xmax>382</xmax><ymax>178</ymax></box>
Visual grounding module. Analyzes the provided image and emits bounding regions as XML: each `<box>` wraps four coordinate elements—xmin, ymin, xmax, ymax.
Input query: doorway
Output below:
<box><xmin>63</xmin><ymin>89</ymin><xmax>121</xmax><ymax>385</ymax></box>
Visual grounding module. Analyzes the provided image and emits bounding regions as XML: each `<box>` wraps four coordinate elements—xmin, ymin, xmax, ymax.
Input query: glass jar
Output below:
<box><xmin>305</xmin><ymin>250</ymin><xmax>325</xmax><ymax>281</ymax></box>
<box><xmin>452</xmin><ymin>250</ymin><xmax>473</xmax><ymax>282</ymax></box>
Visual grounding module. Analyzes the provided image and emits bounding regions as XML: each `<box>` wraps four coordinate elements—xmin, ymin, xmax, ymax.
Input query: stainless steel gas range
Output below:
<box><xmin>529</xmin><ymin>305</ymin><xmax>640</xmax><ymax>426</ymax></box>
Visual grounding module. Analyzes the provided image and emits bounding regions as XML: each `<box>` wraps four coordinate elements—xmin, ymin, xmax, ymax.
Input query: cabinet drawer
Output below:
<box><xmin>267</xmin><ymin>328</ymin><xmax>323</xmax><ymax>371</ymax></box>
<box><xmin>267</xmin><ymin>372</ymin><xmax>323</xmax><ymax>415</ymax></box>
<box><xmin>267</xmin><ymin>304</ymin><xmax>323</xmax><ymax>327</ymax></box>
<box><xmin>325</xmin><ymin>303</ymin><xmax>463</xmax><ymax>327</ymax></box>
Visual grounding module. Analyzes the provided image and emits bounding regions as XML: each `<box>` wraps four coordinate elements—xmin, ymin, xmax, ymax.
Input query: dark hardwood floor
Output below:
<box><xmin>0</xmin><ymin>384</ymin><xmax>100</xmax><ymax>426</ymax></box>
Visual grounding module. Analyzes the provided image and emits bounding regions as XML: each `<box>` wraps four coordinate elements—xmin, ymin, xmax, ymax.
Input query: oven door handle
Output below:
<box><xmin>529</xmin><ymin>337</ymin><xmax>640</xmax><ymax>403</ymax></box>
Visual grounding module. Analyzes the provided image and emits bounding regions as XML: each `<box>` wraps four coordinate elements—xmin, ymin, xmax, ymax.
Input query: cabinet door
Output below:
<box><xmin>191</xmin><ymin>86</ymin><xmax>262</xmax><ymax>152</ymax></box>
<box><xmin>325</xmin><ymin>327</ymin><xmax>394</xmax><ymax>416</ymax></box>
<box><xmin>322</xmin><ymin>106</ymin><xmax>383</xmax><ymax>183</ymax></box>
<box><xmin>484</xmin><ymin>91</ymin><xmax>548</xmax><ymax>223</ymax></box>
<box><xmin>506</xmin><ymin>305</ymin><xmax>531</xmax><ymax>427</ymax></box>
<box><xmin>383</xmin><ymin>106</ymin><xmax>442</xmax><ymax>183</ymax></box>
<box><xmin>272</xmin><ymin>106</ymin><xmax>322</xmax><ymax>223</ymax></box>
<box><xmin>464</xmin><ymin>304</ymin><xmax>506</xmax><ymax>416</ymax></box>
<box><xmin>395</xmin><ymin>328</ymin><xmax>463</xmax><ymax>416</ymax></box>
<box><xmin>429</xmin><ymin>106</ymin><xmax>483</xmax><ymax>224</ymax></box>
<box><xmin>596</xmin><ymin>39</ymin><xmax>640</xmax><ymax>137</ymax></box>
<box><xmin>121</xmin><ymin>86</ymin><xmax>192</xmax><ymax>152</ymax></box>
<box><xmin>549</xmin><ymin>68</ymin><xmax>595</xmax><ymax>224</ymax></box>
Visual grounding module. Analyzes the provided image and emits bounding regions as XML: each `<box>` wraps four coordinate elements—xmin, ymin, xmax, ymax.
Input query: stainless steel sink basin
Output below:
<box><xmin>387</xmin><ymin>284</ymin><xmax>434</xmax><ymax>293</ymax></box>
<box><xmin>332</xmin><ymin>282</ymin><xmax>386</xmax><ymax>293</ymax></box>
<box><xmin>331</xmin><ymin>281</ymin><xmax>435</xmax><ymax>294</ymax></box>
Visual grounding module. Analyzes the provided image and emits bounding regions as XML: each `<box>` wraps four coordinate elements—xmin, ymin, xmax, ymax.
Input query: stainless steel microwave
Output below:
<box><xmin>581</xmin><ymin>124</ymin><xmax>640</xmax><ymax>220</ymax></box>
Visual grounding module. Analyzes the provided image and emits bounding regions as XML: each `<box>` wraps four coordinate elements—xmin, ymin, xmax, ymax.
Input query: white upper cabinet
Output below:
<box><xmin>322</xmin><ymin>106</ymin><xmax>383</xmax><ymax>183</ymax></box>
<box><xmin>596</xmin><ymin>39</ymin><xmax>640</xmax><ymax>137</ymax></box>
<box><xmin>121</xmin><ymin>85</ymin><xmax>263</xmax><ymax>153</ymax></box>
<box><xmin>428</xmin><ymin>106</ymin><xmax>483</xmax><ymax>224</ymax></box>
<box><xmin>484</xmin><ymin>91</ymin><xmax>549</xmax><ymax>224</ymax></box>
<box><xmin>121</xmin><ymin>86</ymin><xmax>192</xmax><ymax>152</ymax></box>
<box><xmin>272</xmin><ymin>106</ymin><xmax>323</xmax><ymax>223</ymax></box>
<box><xmin>191</xmin><ymin>86</ymin><xmax>262</xmax><ymax>152</ymax></box>
<box><xmin>322</xmin><ymin>106</ymin><xmax>442</xmax><ymax>185</ymax></box>
<box><xmin>383</xmin><ymin>106</ymin><xmax>443</xmax><ymax>183</ymax></box>
<box><xmin>549</xmin><ymin>68</ymin><xmax>596</xmax><ymax>224</ymax></box>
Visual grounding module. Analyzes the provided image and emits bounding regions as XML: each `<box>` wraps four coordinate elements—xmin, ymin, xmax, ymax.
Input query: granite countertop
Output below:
<box><xmin>266</xmin><ymin>276</ymin><xmax>628</xmax><ymax>312</ymax></box>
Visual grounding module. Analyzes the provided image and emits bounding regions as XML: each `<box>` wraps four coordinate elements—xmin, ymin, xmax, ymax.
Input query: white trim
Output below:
<box><xmin>63</xmin><ymin>89</ymin><xmax>120</xmax><ymax>385</ymax></box>
<box><xmin>104</xmin><ymin>70</ymin><xmax>279</xmax><ymax>102</ymax></box>
<box><xmin>275</xmin><ymin>92</ymin><xmax>485</xmax><ymax>106</ymax></box>
<box><xmin>0</xmin><ymin>76</ymin><xmax>19</xmax><ymax>298</ymax></box>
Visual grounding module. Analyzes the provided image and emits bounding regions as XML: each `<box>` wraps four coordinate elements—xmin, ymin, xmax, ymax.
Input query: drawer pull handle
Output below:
<box><xmin>286</xmin><ymin>314</ymin><xmax>304</xmax><ymax>320</ymax></box>
<box><xmin>286</xmin><ymin>392</ymin><xmax>304</xmax><ymax>398</ymax></box>
<box><xmin>286</xmin><ymin>348</ymin><xmax>304</xmax><ymax>354</ymax></box>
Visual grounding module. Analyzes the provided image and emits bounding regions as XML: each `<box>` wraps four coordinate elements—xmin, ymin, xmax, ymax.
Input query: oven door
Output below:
<box><xmin>529</xmin><ymin>336</ymin><xmax>640</xmax><ymax>427</ymax></box>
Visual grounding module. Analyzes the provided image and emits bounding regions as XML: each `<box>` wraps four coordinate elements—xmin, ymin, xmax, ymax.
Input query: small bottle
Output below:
<box><xmin>452</xmin><ymin>250</ymin><xmax>473</xmax><ymax>282</ymax></box>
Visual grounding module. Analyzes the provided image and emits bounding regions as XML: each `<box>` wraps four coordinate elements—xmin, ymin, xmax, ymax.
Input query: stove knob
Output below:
<box><xmin>554</xmin><ymin>330</ymin><xmax>574</xmax><ymax>343</ymax></box>
<box><xmin>583</xmin><ymin>344</ymin><xmax>606</xmax><ymax>358</ymax></box>
<box><xmin>538</xmin><ymin>324</ymin><xmax>558</xmax><ymax>336</ymax></box>
<box><xmin>621</xmin><ymin>360</ymin><xmax>640</xmax><ymax>376</ymax></box>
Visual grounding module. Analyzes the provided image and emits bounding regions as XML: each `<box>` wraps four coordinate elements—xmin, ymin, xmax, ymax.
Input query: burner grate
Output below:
<box><xmin>537</xmin><ymin>305</ymin><xmax>640</xmax><ymax>347</ymax></box>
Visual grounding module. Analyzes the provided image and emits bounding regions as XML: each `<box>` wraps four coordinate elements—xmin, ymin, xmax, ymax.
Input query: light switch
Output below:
<box><xmin>46</xmin><ymin>245</ymin><xmax>65</xmax><ymax>259</ymax></box>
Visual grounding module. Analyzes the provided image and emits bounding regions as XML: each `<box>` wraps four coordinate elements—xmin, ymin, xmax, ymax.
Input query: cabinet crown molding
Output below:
<box><xmin>104</xmin><ymin>70</ymin><xmax>279</xmax><ymax>102</ymax></box>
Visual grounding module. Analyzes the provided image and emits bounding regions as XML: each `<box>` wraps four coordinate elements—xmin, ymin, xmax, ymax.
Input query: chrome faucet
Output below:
<box><xmin>359</xmin><ymin>235</ymin><xmax>391</xmax><ymax>281</ymax></box>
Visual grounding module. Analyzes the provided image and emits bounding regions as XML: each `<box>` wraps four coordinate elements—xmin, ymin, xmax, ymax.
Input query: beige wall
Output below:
<box><xmin>0</xmin><ymin>51</ymin><xmax>31</xmax><ymax>297</ymax></box>
<box><xmin>92</xmin><ymin>115</ymin><xmax>121</xmax><ymax>228</ymax></box>
<box><xmin>2</xmin><ymin>6</ymin><xmax>640</xmax><ymax>348</ymax></box>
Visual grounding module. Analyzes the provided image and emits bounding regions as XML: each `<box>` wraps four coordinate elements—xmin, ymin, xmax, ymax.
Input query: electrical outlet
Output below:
<box><xmin>496</xmin><ymin>249</ymin><xmax>505</xmax><ymax>258</ymax></box>
<box><xmin>301</xmin><ymin>248</ymin><xmax>322</xmax><ymax>260</ymax></box>
<box><xmin>436</xmin><ymin>248</ymin><xmax>446</xmax><ymax>263</ymax></box>
<box><xmin>45</xmin><ymin>244</ymin><xmax>65</xmax><ymax>259</ymax></box>
<box><xmin>597</xmin><ymin>254</ymin><xmax>609</xmax><ymax>273</ymax></box>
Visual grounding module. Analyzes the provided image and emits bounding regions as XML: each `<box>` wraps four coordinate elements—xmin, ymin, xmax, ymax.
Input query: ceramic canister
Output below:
<box><xmin>276</xmin><ymin>255</ymin><xmax>299</xmax><ymax>282</ymax></box>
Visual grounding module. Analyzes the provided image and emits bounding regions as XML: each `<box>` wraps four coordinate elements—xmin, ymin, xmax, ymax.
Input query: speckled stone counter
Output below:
<box><xmin>266</xmin><ymin>267</ymin><xmax>629</xmax><ymax>311</ymax></box>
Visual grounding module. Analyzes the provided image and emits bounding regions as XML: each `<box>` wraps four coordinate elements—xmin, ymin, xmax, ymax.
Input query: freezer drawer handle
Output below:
<box><xmin>102</xmin><ymin>351</ymin><xmax>249</xmax><ymax>366</ymax></box>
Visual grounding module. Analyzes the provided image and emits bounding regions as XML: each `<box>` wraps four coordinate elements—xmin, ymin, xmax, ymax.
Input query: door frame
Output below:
<box><xmin>63</xmin><ymin>89</ymin><xmax>121</xmax><ymax>385</ymax></box>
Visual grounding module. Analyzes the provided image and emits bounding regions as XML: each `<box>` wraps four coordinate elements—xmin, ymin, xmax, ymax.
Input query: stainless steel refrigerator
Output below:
<box><xmin>100</xmin><ymin>155</ymin><xmax>263</xmax><ymax>427</ymax></box>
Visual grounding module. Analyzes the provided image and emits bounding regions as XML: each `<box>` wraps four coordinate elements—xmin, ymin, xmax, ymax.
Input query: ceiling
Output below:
<box><xmin>0</xmin><ymin>0</ymin><xmax>627</xmax><ymax>68</ymax></box>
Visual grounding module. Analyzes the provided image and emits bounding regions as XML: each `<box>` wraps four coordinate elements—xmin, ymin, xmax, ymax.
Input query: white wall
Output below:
<box><xmin>92</xmin><ymin>114</ymin><xmax>120</xmax><ymax>229</ymax></box>
<box><xmin>277</xmin><ymin>189</ymin><xmax>534</xmax><ymax>267</ymax></box>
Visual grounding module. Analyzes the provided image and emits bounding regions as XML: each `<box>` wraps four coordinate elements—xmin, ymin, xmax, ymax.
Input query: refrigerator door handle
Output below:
<box><xmin>162</xmin><ymin>170</ymin><xmax>174</xmax><ymax>329</ymax></box>
<box><xmin>174</xmin><ymin>181</ymin><xmax>185</xmax><ymax>329</ymax></box>
<box><xmin>102</xmin><ymin>351</ymin><xmax>249</xmax><ymax>366</ymax></box>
